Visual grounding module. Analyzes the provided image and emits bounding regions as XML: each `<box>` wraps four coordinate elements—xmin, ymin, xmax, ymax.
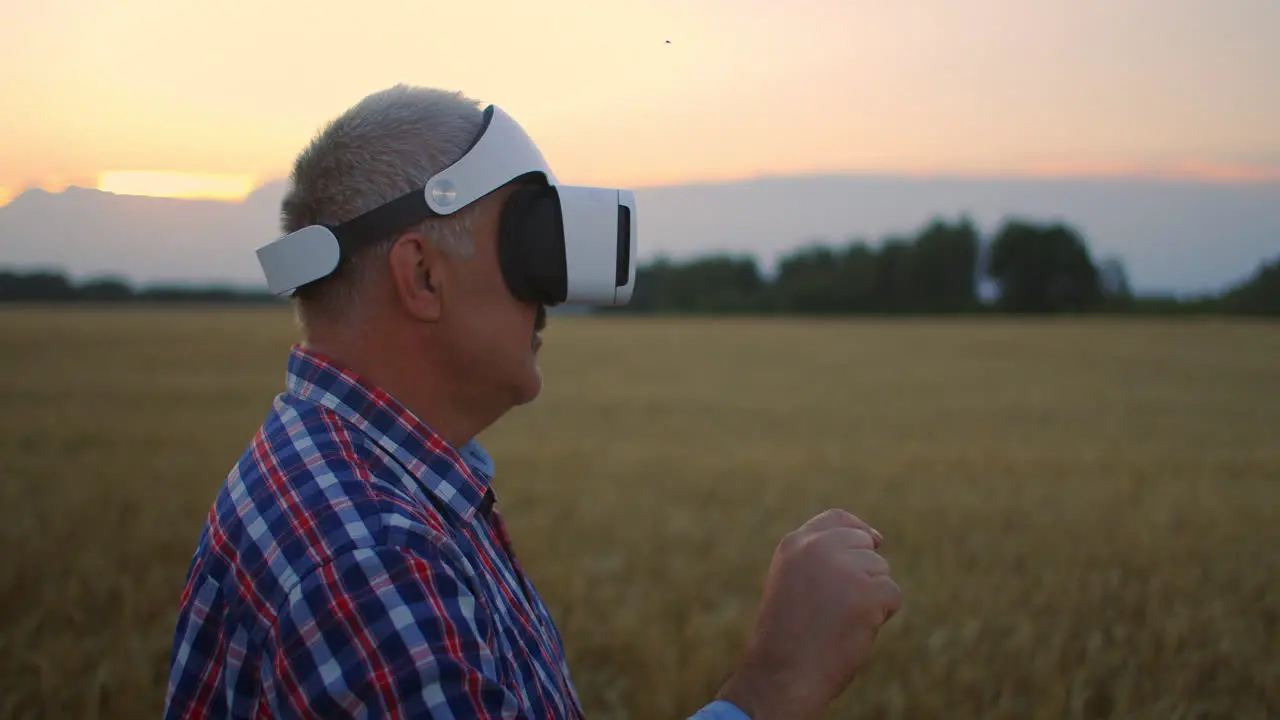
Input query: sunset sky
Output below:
<box><xmin>2</xmin><ymin>0</ymin><xmax>1277</xmax><ymax>207</ymax></box>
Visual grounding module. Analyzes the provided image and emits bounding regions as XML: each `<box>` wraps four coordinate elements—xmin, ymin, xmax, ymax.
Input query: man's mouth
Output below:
<box><xmin>532</xmin><ymin>305</ymin><xmax>546</xmax><ymax>351</ymax></box>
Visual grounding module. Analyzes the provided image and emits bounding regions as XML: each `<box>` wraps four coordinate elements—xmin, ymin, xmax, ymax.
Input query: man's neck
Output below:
<box><xmin>302</xmin><ymin>326</ymin><xmax>495</xmax><ymax>451</ymax></box>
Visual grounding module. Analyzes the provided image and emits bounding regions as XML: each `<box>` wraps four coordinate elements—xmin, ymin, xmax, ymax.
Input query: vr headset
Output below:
<box><xmin>256</xmin><ymin>104</ymin><xmax>637</xmax><ymax>307</ymax></box>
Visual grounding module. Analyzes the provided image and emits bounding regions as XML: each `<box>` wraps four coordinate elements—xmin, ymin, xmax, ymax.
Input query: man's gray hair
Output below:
<box><xmin>280</xmin><ymin>84</ymin><xmax>486</xmax><ymax>331</ymax></box>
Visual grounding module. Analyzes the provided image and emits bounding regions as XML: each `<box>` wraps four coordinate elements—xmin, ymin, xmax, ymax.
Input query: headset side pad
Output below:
<box><xmin>499</xmin><ymin>185</ymin><xmax>568</xmax><ymax>306</ymax></box>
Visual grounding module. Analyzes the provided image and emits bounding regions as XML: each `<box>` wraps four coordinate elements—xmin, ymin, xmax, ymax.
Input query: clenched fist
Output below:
<box><xmin>715</xmin><ymin>509</ymin><xmax>902</xmax><ymax>720</ymax></box>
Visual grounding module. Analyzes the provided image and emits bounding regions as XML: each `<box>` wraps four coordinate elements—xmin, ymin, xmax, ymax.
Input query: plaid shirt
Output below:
<box><xmin>164</xmin><ymin>344</ymin><xmax>747</xmax><ymax>720</ymax></box>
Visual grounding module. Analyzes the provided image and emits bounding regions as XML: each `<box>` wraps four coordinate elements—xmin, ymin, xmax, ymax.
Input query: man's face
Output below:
<box><xmin>434</xmin><ymin>183</ymin><xmax>546</xmax><ymax>410</ymax></box>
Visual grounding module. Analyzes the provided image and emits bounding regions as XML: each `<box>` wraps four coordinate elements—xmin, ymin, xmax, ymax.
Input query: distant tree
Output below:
<box><xmin>1097</xmin><ymin>256</ymin><xmax>1132</xmax><ymax>297</ymax></box>
<box><xmin>681</xmin><ymin>255</ymin><xmax>766</xmax><ymax>313</ymax></box>
<box><xmin>769</xmin><ymin>243</ymin><xmax>845</xmax><ymax>314</ymax></box>
<box><xmin>589</xmin><ymin>217</ymin><xmax>1269</xmax><ymax>318</ymax></box>
<box><xmin>909</xmin><ymin>217</ymin><xmax>981</xmax><ymax>313</ymax></box>
<box><xmin>987</xmin><ymin>220</ymin><xmax>1104</xmax><ymax>313</ymax></box>
<box><xmin>80</xmin><ymin>276</ymin><xmax>135</xmax><ymax>302</ymax></box>
<box><xmin>838</xmin><ymin>241</ymin><xmax>879</xmax><ymax>312</ymax></box>
<box><xmin>615</xmin><ymin>259</ymin><xmax>669</xmax><ymax>313</ymax></box>
<box><xmin>0</xmin><ymin>270</ymin><xmax>77</xmax><ymax>301</ymax></box>
<box><xmin>1096</xmin><ymin>255</ymin><xmax>1134</xmax><ymax>311</ymax></box>
<box><xmin>871</xmin><ymin>237</ymin><xmax>916</xmax><ymax>313</ymax></box>
<box><xmin>0</xmin><ymin>268</ymin><xmax>283</xmax><ymax>304</ymax></box>
<box><xmin>1218</xmin><ymin>255</ymin><xmax>1280</xmax><ymax>315</ymax></box>
<box><xmin>609</xmin><ymin>254</ymin><xmax>764</xmax><ymax>314</ymax></box>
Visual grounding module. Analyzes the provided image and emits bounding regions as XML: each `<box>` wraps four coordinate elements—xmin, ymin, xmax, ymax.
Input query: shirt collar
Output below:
<box><xmin>283</xmin><ymin>343</ymin><xmax>495</xmax><ymax>523</ymax></box>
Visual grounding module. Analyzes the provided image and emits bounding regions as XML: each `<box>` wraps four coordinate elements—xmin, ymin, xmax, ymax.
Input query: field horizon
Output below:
<box><xmin>1</xmin><ymin>307</ymin><xmax>1276</xmax><ymax>719</ymax></box>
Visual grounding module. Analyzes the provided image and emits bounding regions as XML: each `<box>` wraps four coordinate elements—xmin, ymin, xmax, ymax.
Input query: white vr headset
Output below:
<box><xmin>256</xmin><ymin>104</ymin><xmax>637</xmax><ymax>307</ymax></box>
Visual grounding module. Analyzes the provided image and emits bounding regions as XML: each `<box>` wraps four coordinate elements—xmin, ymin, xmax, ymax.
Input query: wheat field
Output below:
<box><xmin>0</xmin><ymin>307</ymin><xmax>1276</xmax><ymax>719</ymax></box>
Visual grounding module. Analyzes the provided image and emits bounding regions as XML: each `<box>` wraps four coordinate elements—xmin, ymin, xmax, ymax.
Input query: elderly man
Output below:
<box><xmin>164</xmin><ymin>85</ymin><xmax>901</xmax><ymax>720</ymax></box>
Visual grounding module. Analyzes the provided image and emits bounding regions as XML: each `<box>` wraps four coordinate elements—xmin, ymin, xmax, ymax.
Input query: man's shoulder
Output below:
<box><xmin>199</xmin><ymin>393</ymin><xmax>461</xmax><ymax>618</ymax></box>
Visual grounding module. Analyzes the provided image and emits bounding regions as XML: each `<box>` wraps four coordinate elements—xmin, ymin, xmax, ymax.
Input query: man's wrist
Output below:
<box><xmin>715</xmin><ymin>653</ymin><xmax>822</xmax><ymax>720</ymax></box>
<box><xmin>694</xmin><ymin>699</ymin><xmax>752</xmax><ymax>720</ymax></box>
<box><xmin>715</xmin><ymin>664</ymin><xmax>783</xmax><ymax>720</ymax></box>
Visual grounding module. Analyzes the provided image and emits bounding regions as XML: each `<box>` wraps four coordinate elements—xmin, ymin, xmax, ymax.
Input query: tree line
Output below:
<box><xmin>1</xmin><ymin>216</ymin><xmax>1276</xmax><ymax>315</ymax></box>
<box><xmin>0</xmin><ymin>271</ymin><xmax>285</xmax><ymax>305</ymax></box>
<box><xmin>604</xmin><ymin>216</ymin><xmax>1278</xmax><ymax>316</ymax></box>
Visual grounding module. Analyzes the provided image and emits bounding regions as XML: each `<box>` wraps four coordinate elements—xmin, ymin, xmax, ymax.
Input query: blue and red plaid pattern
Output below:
<box><xmin>165</xmin><ymin>343</ymin><xmax>749</xmax><ymax>720</ymax></box>
<box><xmin>164</xmin><ymin>344</ymin><xmax>587</xmax><ymax>718</ymax></box>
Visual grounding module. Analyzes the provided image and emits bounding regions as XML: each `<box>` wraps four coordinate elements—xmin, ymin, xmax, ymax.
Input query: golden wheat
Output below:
<box><xmin>0</xmin><ymin>307</ymin><xmax>1276</xmax><ymax>719</ymax></box>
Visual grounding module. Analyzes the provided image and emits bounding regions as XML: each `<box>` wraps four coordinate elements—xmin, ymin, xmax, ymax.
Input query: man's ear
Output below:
<box><xmin>387</xmin><ymin>232</ymin><xmax>444</xmax><ymax>323</ymax></box>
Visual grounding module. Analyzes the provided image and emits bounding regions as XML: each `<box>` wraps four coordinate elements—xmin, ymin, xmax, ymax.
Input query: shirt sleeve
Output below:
<box><xmin>688</xmin><ymin>699</ymin><xmax>752</xmax><ymax>719</ymax></box>
<box><xmin>261</xmin><ymin>544</ymin><xmax>527</xmax><ymax>719</ymax></box>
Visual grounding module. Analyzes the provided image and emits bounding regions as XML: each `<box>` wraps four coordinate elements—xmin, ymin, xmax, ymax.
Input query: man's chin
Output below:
<box><xmin>511</xmin><ymin>367</ymin><xmax>543</xmax><ymax>406</ymax></box>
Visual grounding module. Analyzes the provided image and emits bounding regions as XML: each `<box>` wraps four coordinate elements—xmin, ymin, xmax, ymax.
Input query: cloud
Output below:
<box><xmin>96</xmin><ymin>171</ymin><xmax>259</xmax><ymax>201</ymax></box>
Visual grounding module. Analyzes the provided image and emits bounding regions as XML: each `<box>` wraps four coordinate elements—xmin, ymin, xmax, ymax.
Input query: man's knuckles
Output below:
<box><xmin>872</xmin><ymin>575</ymin><xmax>903</xmax><ymax>619</ymax></box>
<box><xmin>833</xmin><ymin>556</ymin><xmax>899</xmax><ymax>621</ymax></box>
<box><xmin>796</xmin><ymin>509</ymin><xmax>886</xmax><ymax>549</ymax></box>
<box><xmin>848</xmin><ymin>548</ymin><xmax>890</xmax><ymax>577</ymax></box>
<box><xmin>801</xmin><ymin>508</ymin><xmax>873</xmax><ymax>535</ymax></box>
<box><xmin>785</xmin><ymin>527</ymin><xmax>876</xmax><ymax>558</ymax></box>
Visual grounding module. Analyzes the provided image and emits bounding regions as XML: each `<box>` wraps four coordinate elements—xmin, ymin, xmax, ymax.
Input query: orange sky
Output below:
<box><xmin>1</xmin><ymin>0</ymin><xmax>1277</xmax><ymax>205</ymax></box>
